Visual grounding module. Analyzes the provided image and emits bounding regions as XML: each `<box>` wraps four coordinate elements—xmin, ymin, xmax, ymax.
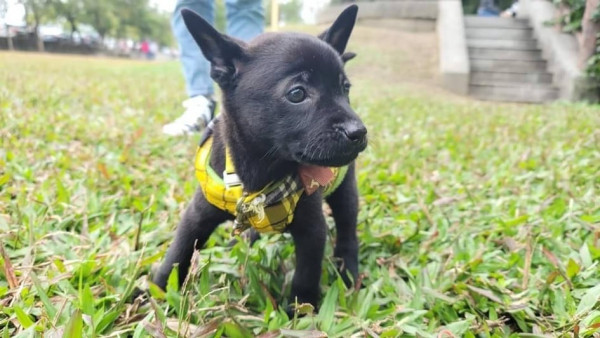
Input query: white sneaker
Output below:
<box><xmin>162</xmin><ymin>95</ymin><xmax>215</xmax><ymax>136</ymax></box>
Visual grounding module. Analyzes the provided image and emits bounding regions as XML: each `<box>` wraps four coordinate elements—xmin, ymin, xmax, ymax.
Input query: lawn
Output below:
<box><xmin>1</xmin><ymin>25</ymin><xmax>600</xmax><ymax>337</ymax></box>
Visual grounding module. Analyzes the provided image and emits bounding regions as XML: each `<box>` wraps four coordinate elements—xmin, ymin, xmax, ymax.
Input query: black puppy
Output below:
<box><xmin>153</xmin><ymin>5</ymin><xmax>367</xmax><ymax>310</ymax></box>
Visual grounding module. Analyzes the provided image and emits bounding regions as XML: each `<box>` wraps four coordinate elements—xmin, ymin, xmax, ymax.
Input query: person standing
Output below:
<box><xmin>501</xmin><ymin>0</ymin><xmax>520</xmax><ymax>18</ymax></box>
<box><xmin>477</xmin><ymin>0</ymin><xmax>501</xmax><ymax>17</ymax></box>
<box><xmin>163</xmin><ymin>0</ymin><xmax>264</xmax><ymax>136</ymax></box>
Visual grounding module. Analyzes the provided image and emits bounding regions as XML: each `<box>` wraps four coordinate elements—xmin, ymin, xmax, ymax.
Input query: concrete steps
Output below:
<box><xmin>465</xmin><ymin>16</ymin><xmax>557</xmax><ymax>103</ymax></box>
<box><xmin>465</xmin><ymin>16</ymin><xmax>530</xmax><ymax>28</ymax></box>
<box><xmin>470</xmin><ymin>83</ymin><xmax>558</xmax><ymax>103</ymax></box>
<box><xmin>466</xmin><ymin>27</ymin><xmax>533</xmax><ymax>40</ymax></box>
<box><xmin>471</xmin><ymin>59</ymin><xmax>548</xmax><ymax>72</ymax></box>
<box><xmin>471</xmin><ymin>71</ymin><xmax>553</xmax><ymax>84</ymax></box>
<box><xmin>469</xmin><ymin>48</ymin><xmax>543</xmax><ymax>60</ymax></box>
<box><xmin>467</xmin><ymin>38</ymin><xmax>540</xmax><ymax>50</ymax></box>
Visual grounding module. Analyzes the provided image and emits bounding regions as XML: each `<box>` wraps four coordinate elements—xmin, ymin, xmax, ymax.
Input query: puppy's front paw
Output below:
<box><xmin>127</xmin><ymin>287</ymin><xmax>149</xmax><ymax>305</ymax></box>
<box><xmin>333</xmin><ymin>255</ymin><xmax>359</xmax><ymax>288</ymax></box>
<box><xmin>286</xmin><ymin>302</ymin><xmax>316</xmax><ymax>318</ymax></box>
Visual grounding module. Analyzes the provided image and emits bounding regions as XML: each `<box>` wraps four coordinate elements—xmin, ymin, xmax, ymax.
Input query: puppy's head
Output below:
<box><xmin>182</xmin><ymin>5</ymin><xmax>367</xmax><ymax>167</ymax></box>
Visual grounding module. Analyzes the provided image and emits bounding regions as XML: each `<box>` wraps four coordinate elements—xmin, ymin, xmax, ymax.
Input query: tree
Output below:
<box><xmin>264</xmin><ymin>0</ymin><xmax>303</xmax><ymax>26</ymax></box>
<box><xmin>16</xmin><ymin>0</ymin><xmax>173</xmax><ymax>50</ymax></box>
<box><xmin>51</xmin><ymin>0</ymin><xmax>84</xmax><ymax>38</ymax></box>
<box><xmin>138</xmin><ymin>10</ymin><xmax>173</xmax><ymax>46</ymax></box>
<box><xmin>24</xmin><ymin>0</ymin><xmax>53</xmax><ymax>51</ymax></box>
<box><xmin>579</xmin><ymin>0</ymin><xmax>600</xmax><ymax>69</ymax></box>
<box><xmin>280</xmin><ymin>0</ymin><xmax>302</xmax><ymax>24</ymax></box>
<box><xmin>82</xmin><ymin>0</ymin><xmax>117</xmax><ymax>40</ymax></box>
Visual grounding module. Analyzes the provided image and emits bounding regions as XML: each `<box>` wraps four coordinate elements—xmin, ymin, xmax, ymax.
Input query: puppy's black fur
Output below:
<box><xmin>153</xmin><ymin>5</ymin><xmax>367</xmax><ymax>310</ymax></box>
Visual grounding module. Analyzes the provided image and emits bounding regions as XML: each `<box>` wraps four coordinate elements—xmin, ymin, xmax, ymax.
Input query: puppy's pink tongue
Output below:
<box><xmin>298</xmin><ymin>165</ymin><xmax>335</xmax><ymax>195</ymax></box>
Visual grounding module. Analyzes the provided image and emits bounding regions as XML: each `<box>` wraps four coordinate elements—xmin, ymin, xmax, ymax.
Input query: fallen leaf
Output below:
<box><xmin>0</xmin><ymin>243</ymin><xmax>18</xmax><ymax>289</ymax></box>
<box><xmin>466</xmin><ymin>285</ymin><xmax>503</xmax><ymax>304</ymax></box>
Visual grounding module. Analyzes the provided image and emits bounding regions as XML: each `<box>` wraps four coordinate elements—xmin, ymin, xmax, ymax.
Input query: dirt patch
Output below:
<box><xmin>346</xmin><ymin>25</ymin><xmax>439</xmax><ymax>87</ymax></box>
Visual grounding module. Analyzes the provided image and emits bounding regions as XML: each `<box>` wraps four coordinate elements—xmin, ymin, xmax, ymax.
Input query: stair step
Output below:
<box><xmin>471</xmin><ymin>58</ymin><xmax>547</xmax><ymax>72</ymax></box>
<box><xmin>469</xmin><ymin>48</ymin><xmax>543</xmax><ymax>61</ymax></box>
<box><xmin>467</xmin><ymin>39</ymin><xmax>539</xmax><ymax>50</ymax></box>
<box><xmin>470</xmin><ymin>79</ymin><xmax>550</xmax><ymax>86</ymax></box>
<box><xmin>463</xmin><ymin>16</ymin><xmax>557</xmax><ymax>103</ymax></box>
<box><xmin>466</xmin><ymin>27</ymin><xmax>533</xmax><ymax>40</ymax></box>
<box><xmin>471</xmin><ymin>71</ymin><xmax>553</xmax><ymax>84</ymax></box>
<box><xmin>470</xmin><ymin>84</ymin><xmax>558</xmax><ymax>103</ymax></box>
<box><xmin>465</xmin><ymin>16</ymin><xmax>530</xmax><ymax>28</ymax></box>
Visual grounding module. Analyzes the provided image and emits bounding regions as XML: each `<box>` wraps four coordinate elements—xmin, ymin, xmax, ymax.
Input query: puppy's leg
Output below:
<box><xmin>325</xmin><ymin>163</ymin><xmax>359</xmax><ymax>287</ymax></box>
<box><xmin>288</xmin><ymin>194</ymin><xmax>327</xmax><ymax>309</ymax></box>
<box><xmin>227</xmin><ymin>228</ymin><xmax>261</xmax><ymax>247</ymax></box>
<box><xmin>153</xmin><ymin>189</ymin><xmax>230</xmax><ymax>290</ymax></box>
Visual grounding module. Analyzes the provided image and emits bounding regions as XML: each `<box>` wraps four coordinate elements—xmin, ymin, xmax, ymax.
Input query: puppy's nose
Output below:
<box><xmin>336</xmin><ymin>121</ymin><xmax>367</xmax><ymax>142</ymax></box>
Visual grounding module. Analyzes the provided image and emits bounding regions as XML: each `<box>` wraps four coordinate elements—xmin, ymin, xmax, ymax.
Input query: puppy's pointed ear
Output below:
<box><xmin>341</xmin><ymin>52</ymin><xmax>356</xmax><ymax>64</ymax></box>
<box><xmin>181</xmin><ymin>8</ymin><xmax>244</xmax><ymax>86</ymax></box>
<box><xmin>318</xmin><ymin>5</ymin><xmax>358</xmax><ymax>55</ymax></box>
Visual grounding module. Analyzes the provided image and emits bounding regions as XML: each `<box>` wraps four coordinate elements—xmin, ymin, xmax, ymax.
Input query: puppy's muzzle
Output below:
<box><xmin>334</xmin><ymin>120</ymin><xmax>368</xmax><ymax>147</ymax></box>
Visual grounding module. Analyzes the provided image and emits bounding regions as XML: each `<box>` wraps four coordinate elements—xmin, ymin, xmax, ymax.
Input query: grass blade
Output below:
<box><xmin>64</xmin><ymin>309</ymin><xmax>83</xmax><ymax>338</ymax></box>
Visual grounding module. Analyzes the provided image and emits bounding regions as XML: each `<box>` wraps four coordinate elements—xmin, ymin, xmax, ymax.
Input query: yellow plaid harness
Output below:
<box><xmin>194</xmin><ymin>122</ymin><xmax>347</xmax><ymax>235</ymax></box>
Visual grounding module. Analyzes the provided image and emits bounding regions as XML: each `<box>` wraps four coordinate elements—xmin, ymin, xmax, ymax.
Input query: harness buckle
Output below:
<box><xmin>223</xmin><ymin>171</ymin><xmax>242</xmax><ymax>188</ymax></box>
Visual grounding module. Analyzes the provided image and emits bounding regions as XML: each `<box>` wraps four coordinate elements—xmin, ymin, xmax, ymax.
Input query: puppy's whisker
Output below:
<box><xmin>302</xmin><ymin>140</ymin><xmax>315</xmax><ymax>158</ymax></box>
<box><xmin>308</xmin><ymin>139</ymin><xmax>319</xmax><ymax>161</ymax></box>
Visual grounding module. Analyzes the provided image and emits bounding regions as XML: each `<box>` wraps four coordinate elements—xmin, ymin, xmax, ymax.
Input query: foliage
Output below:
<box><xmin>1</xmin><ymin>25</ymin><xmax>600</xmax><ymax>336</ymax></box>
<box><xmin>587</xmin><ymin>32</ymin><xmax>600</xmax><ymax>79</ymax></box>
<box><xmin>80</xmin><ymin>0</ymin><xmax>119</xmax><ymax>39</ymax></box>
<box><xmin>551</xmin><ymin>1</ymin><xmax>600</xmax><ymax>90</ymax></box>
<box><xmin>113</xmin><ymin>0</ymin><xmax>172</xmax><ymax>46</ymax></box>
<box><xmin>16</xmin><ymin>0</ymin><xmax>172</xmax><ymax>45</ymax></box>
<box><xmin>264</xmin><ymin>0</ymin><xmax>303</xmax><ymax>26</ymax></box>
<box><xmin>279</xmin><ymin>0</ymin><xmax>302</xmax><ymax>24</ymax></box>
<box><xmin>23</xmin><ymin>0</ymin><xmax>52</xmax><ymax>27</ymax></box>
<box><xmin>50</xmin><ymin>0</ymin><xmax>84</xmax><ymax>35</ymax></box>
<box><xmin>552</xmin><ymin>0</ymin><xmax>587</xmax><ymax>33</ymax></box>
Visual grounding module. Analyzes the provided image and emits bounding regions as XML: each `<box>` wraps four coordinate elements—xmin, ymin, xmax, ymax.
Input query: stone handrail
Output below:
<box><xmin>519</xmin><ymin>0</ymin><xmax>598</xmax><ymax>101</ymax></box>
<box><xmin>438</xmin><ymin>0</ymin><xmax>470</xmax><ymax>95</ymax></box>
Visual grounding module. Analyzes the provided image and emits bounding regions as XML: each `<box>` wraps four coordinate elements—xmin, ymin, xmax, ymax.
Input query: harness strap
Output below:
<box><xmin>223</xmin><ymin>147</ymin><xmax>241</xmax><ymax>187</ymax></box>
<box><xmin>195</xmin><ymin>115</ymin><xmax>347</xmax><ymax>235</ymax></box>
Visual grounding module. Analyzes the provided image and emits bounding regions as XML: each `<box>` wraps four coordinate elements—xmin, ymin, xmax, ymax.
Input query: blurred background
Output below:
<box><xmin>0</xmin><ymin>0</ymin><xmax>522</xmax><ymax>59</ymax></box>
<box><xmin>1</xmin><ymin>1</ymin><xmax>600</xmax><ymax>336</ymax></box>
<box><xmin>0</xmin><ymin>0</ymin><xmax>330</xmax><ymax>58</ymax></box>
<box><xmin>7</xmin><ymin>0</ymin><xmax>596</xmax><ymax>90</ymax></box>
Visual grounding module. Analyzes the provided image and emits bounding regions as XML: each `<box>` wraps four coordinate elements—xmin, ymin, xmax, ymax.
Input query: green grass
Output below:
<box><xmin>1</xmin><ymin>26</ymin><xmax>600</xmax><ymax>337</ymax></box>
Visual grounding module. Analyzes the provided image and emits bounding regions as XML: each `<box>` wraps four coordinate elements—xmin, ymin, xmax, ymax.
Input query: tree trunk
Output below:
<box><xmin>35</xmin><ymin>24</ymin><xmax>44</xmax><ymax>52</ymax></box>
<box><xmin>6</xmin><ymin>25</ymin><xmax>14</xmax><ymax>50</ymax></box>
<box><xmin>579</xmin><ymin>0</ymin><xmax>600</xmax><ymax>69</ymax></box>
<box><xmin>67</xmin><ymin>15</ymin><xmax>77</xmax><ymax>39</ymax></box>
<box><xmin>36</xmin><ymin>35</ymin><xmax>44</xmax><ymax>51</ymax></box>
<box><xmin>29</xmin><ymin>2</ymin><xmax>44</xmax><ymax>52</ymax></box>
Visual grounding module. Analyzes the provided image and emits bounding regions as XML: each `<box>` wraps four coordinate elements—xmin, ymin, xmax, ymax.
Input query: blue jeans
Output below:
<box><xmin>172</xmin><ymin>0</ymin><xmax>264</xmax><ymax>98</ymax></box>
<box><xmin>477</xmin><ymin>7</ymin><xmax>500</xmax><ymax>16</ymax></box>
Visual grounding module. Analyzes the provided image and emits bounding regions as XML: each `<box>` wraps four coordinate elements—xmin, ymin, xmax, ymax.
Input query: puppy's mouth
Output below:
<box><xmin>292</xmin><ymin>139</ymin><xmax>367</xmax><ymax>167</ymax></box>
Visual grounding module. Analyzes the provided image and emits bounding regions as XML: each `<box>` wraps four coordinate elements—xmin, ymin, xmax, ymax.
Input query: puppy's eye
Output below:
<box><xmin>286</xmin><ymin>87</ymin><xmax>306</xmax><ymax>103</ymax></box>
<box><xmin>343</xmin><ymin>82</ymin><xmax>351</xmax><ymax>94</ymax></box>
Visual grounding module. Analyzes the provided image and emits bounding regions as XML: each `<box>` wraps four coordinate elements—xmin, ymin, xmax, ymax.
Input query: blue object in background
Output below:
<box><xmin>172</xmin><ymin>0</ymin><xmax>265</xmax><ymax>98</ymax></box>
